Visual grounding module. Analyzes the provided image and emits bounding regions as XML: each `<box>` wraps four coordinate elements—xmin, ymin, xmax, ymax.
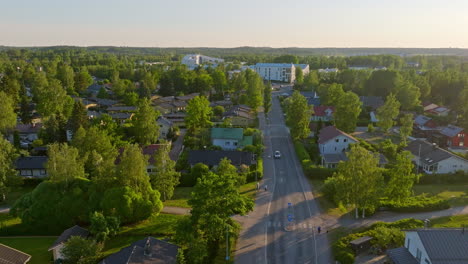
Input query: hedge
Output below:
<box><xmin>418</xmin><ymin>170</ymin><xmax>468</xmax><ymax>184</ymax></box>
<box><xmin>380</xmin><ymin>195</ymin><xmax>450</xmax><ymax>213</ymax></box>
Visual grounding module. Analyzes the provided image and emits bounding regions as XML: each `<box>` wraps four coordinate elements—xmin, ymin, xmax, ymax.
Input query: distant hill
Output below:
<box><xmin>2</xmin><ymin>45</ymin><xmax>468</xmax><ymax>57</ymax></box>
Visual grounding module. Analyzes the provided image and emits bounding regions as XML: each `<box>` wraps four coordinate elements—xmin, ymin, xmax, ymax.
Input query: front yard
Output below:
<box><xmin>0</xmin><ymin>186</ymin><xmax>35</xmax><ymax>207</ymax></box>
<box><xmin>413</xmin><ymin>184</ymin><xmax>468</xmax><ymax>207</ymax></box>
<box><xmin>0</xmin><ymin>237</ymin><xmax>56</xmax><ymax>264</ymax></box>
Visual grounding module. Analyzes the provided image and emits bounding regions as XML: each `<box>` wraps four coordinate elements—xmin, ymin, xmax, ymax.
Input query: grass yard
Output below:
<box><xmin>0</xmin><ymin>237</ymin><xmax>56</xmax><ymax>264</ymax></box>
<box><xmin>413</xmin><ymin>184</ymin><xmax>468</xmax><ymax>207</ymax></box>
<box><xmin>240</xmin><ymin>181</ymin><xmax>258</xmax><ymax>200</ymax></box>
<box><xmin>0</xmin><ymin>186</ymin><xmax>35</xmax><ymax>207</ymax></box>
<box><xmin>163</xmin><ymin>187</ymin><xmax>193</xmax><ymax>208</ymax></box>
<box><xmin>431</xmin><ymin>214</ymin><xmax>468</xmax><ymax>228</ymax></box>
<box><xmin>309</xmin><ymin>179</ymin><xmax>352</xmax><ymax>217</ymax></box>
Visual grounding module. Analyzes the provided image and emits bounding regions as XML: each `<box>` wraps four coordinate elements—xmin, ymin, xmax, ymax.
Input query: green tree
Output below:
<box><xmin>376</xmin><ymin>94</ymin><xmax>400</xmax><ymax>132</ymax></box>
<box><xmin>41</xmin><ymin>114</ymin><xmax>68</xmax><ymax>143</ymax></box>
<box><xmin>188</xmin><ymin>163</ymin><xmax>209</xmax><ymax>186</ymax></box>
<box><xmin>0</xmin><ymin>138</ymin><xmax>18</xmax><ymax>200</ymax></box>
<box><xmin>213</xmin><ymin>105</ymin><xmax>225</xmax><ymax>117</ymax></box>
<box><xmin>285</xmin><ymin>91</ymin><xmax>312</xmax><ymax>140</ymax></box>
<box><xmin>333</xmin><ymin>145</ymin><xmax>383</xmax><ymax>218</ymax></box>
<box><xmin>35</xmin><ymin>78</ymin><xmax>73</xmax><ymax>118</ymax></box>
<box><xmin>47</xmin><ymin>143</ymin><xmax>85</xmax><ymax>184</ymax></box>
<box><xmin>273</xmin><ymin>55</ymin><xmax>298</xmax><ymax>64</ymax></box>
<box><xmin>69</xmin><ymin>100</ymin><xmax>89</xmax><ymax>133</ymax></box>
<box><xmin>246</xmin><ymin>73</ymin><xmax>263</xmax><ymax>110</ymax></box>
<box><xmin>216</xmin><ymin>158</ymin><xmax>245</xmax><ymax>186</ymax></box>
<box><xmin>0</xmin><ymin>91</ymin><xmax>17</xmax><ymax>134</ymax></box>
<box><xmin>396</xmin><ymin>81</ymin><xmax>421</xmax><ymax>110</ymax></box>
<box><xmin>334</xmin><ymin>91</ymin><xmax>362</xmax><ymax>133</ymax></box>
<box><xmin>386</xmin><ymin>151</ymin><xmax>418</xmax><ymax>202</ymax></box>
<box><xmin>399</xmin><ymin>113</ymin><xmax>414</xmax><ymax>144</ymax></box>
<box><xmin>211</xmin><ymin>69</ymin><xmax>227</xmax><ymax>96</ymax></box>
<box><xmin>264</xmin><ymin>82</ymin><xmax>272</xmax><ymax>114</ymax></box>
<box><xmin>303</xmin><ymin>71</ymin><xmax>320</xmax><ymax>91</ymax></box>
<box><xmin>115</xmin><ymin>144</ymin><xmax>150</xmax><ymax>192</ymax></box>
<box><xmin>132</xmin><ymin>98</ymin><xmax>160</xmax><ymax>145</ymax></box>
<box><xmin>294</xmin><ymin>66</ymin><xmax>304</xmax><ymax>88</ymax></box>
<box><xmin>57</xmin><ymin>64</ymin><xmax>75</xmax><ymax>94</ymax></box>
<box><xmin>149</xmin><ymin>144</ymin><xmax>180</xmax><ymax>201</ymax></box>
<box><xmin>89</xmin><ymin>211</ymin><xmax>120</xmax><ymax>242</ymax></box>
<box><xmin>318</xmin><ymin>83</ymin><xmax>345</xmax><ymax>106</ymax></box>
<box><xmin>193</xmin><ymin>73</ymin><xmax>213</xmax><ymax>94</ymax></box>
<box><xmin>74</xmin><ymin>68</ymin><xmax>93</xmax><ymax>93</ymax></box>
<box><xmin>60</xmin><ymin>236</ymin><xmax>102</xmax><ymax>264</ymax></box>
<box><xmin>185</xmin><ymin>96</ymin><xmax>213</xmax><ymax>133</ymax></box>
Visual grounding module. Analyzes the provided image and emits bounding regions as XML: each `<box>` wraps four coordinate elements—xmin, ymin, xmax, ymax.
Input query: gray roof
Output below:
<box><xmin>308</xmin><ymin>98</ymin><xmax>321</xmax><ymax>106</ymax></box>
<box><xmin>157</xmin><ymin>116</ymin><xmax>173</xmax><ymax>127</ymax></box>
<box><xmin>386</xmin><ymin>247</ymin><xmax>419</xmax><ymax>264</ymax></box>
<box><xmin>440</xmin><ymin>125</ymin><xmax>464</xmax><ymax>138</ymax></box>
<box><xmin>255</xmin><ymin>63</ymin><xmax>294</xmax><ymax>68</ymax></box>
<box><xmin>107</xmin><ymin>106</ymin><xmax>137</xmax><ymax>112</ymax></box>
<box><xmin>414</xmin><ymin>229</ymin><xmax>468</xmax><ymax>264</ymax></box>
<box><xmin>100</xmin><ymin>237</ymin><xmax>178</xmax><ymax>264</ymax></box>
<box><xmin>15</xmin><ymin>156</ymin><xmax>47</xmax><ymax>170</ymax></box>
<box><xmin>188</xmin><ymin>150</ymin><xmax>254</xmax><ymax>167</ymax></box>
<box><xmin>349</xmin><ymin>236</ymin><xmax>373</xmax><ymax>245</ymax></box>
<box><xmin>414</xmin><ymin>115</ymin><xmax>432</xmax><ymax>126</ymax></box>
<box><xmin>405</xmin><ymin>140</ymin><xmax>460</xmax><ymax>164</ymax></box>
<box><xmin>110</xmin><ymin>112</ymin><xmax>133</xmax><ymax>120</ymax></box>
<box><xmin>359</xmin><ymin>96</ymin><xmax>384</xmax><ymax>110</ymax></box>
<box><xmin>0</xmin><ymin>243</ymin><xmax>31</xmax><ymax>264</ymax></box>
<box><xmin>87</xmin><ymin>83</ymin><xmax>102</xmax><ymax>93</ymax></box>
<box><xmin>93</xmin><ymin>98</ymin><xmax>119</xmax><ymax>107</ymax></box>
<box><xmin>49</xmin><ymin>225</ymin><xmax>89</xmax><ymax>250</ymax></box>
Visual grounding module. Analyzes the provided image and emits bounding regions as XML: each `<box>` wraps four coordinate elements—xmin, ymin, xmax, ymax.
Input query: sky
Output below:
<box><xmin>1</xmin><ymin>0</ymin><xmax>468</xmax><ymax>48</ymax></box>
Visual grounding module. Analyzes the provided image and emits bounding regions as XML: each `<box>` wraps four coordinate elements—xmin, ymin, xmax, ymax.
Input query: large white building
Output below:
<box><xmin>181</xmin><ymin>54</ymin><xmax>224</xmax><ymax>70</ymax></box>
<box><xmin>254</xmin><ymin>63</ymin><xmax>296</xmax><ymax>83</ymax></box>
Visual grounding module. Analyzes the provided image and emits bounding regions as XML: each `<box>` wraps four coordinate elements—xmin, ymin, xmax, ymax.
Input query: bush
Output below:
<box><xmin>294</xmin><ymin>140</ymin><xmax>310</xmax><ymax>161</ymax></box>
<box><xmin>304</xmin><ymin>165</ymin><xmax>335</xmax><ymax>180</ymax></box>
<box><xmin>367</xmin><ymin>123</ymin><xmax>375</xmax><ymax>133</ymax></box>
<box><xmin>380</xmin><ymin>195</ymin><xmax>450</xmax><ymax>213</ymax></box>
<box><xmin>418</xmin><ymin>170</ymin><xmax>468</xmax><ymax>184</ymax></box>
<box><xmin>22</xmin><ymin>178</ymin><xmax>44</xmax><ymax>187</ymax></box>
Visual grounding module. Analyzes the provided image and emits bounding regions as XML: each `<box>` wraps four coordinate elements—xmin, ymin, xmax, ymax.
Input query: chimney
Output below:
<box><xmin>424</xmin><ymin>219</ymin><xmax>430</xmax><ymax>228</ymax></box>
<box><xmin>144</xmin><ymin>237</ymin><xmax>151</xmax><ymax>257</ymax></box>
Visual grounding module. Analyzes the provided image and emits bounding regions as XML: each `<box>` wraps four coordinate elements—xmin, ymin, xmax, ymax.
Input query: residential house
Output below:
<box><xmin>426</xmin><ymin>106</ymin><xmax>450</xmax><ymax>117</ymax></box>
<box><xmin>93</xmin><ymin>98</ymin><xmax>119</xmax><ymax>108</ymax></box>
<box><xmin>405</xmin><ymin>139</ymin><xmax>468</xmax><ymax>174</ymax></box>
<box><xmin>211</xmin><ymin>128</ymin><xmax>253</xmax><ymax>150</ymax></box>
<box><xmin>48</xmin><ymin>226</ymin><xmax>89</xmax><ymax>262</ymax></box>
<box><xmin>100</xmin><ymin>237</ymin><xmax>178</xmax><ymax>264</ymax></box>
<box><xmin>387</xmin><ymin>228</ymin><xmax>468</xmax><ymax>264</ymax></box>
<box><xmin>322</xmin><ymin>151</ymin><xmax>388</xmax><ymax>169</ymax></box>
<box><xmin>0</xmin><ymin>244</ymin><xmax>31</xmax><ymax>264</ymax></box>
<box><xmin>254</xmin><ymin>63</ymin><xmax>296</xmax><ymax>83</ymax></box>
<box><xmin>223</xmin><ymin>105</ymin><xmax>255</xmax><ymax>127</ymax></box>
<box><xmin>176</xmin><ymin>93</ymin><xmax>199</xmax><ymax>102</ymax></box>
<box><xmin>318</xmin><ymin>68</ymin><xmax>339</xmax><ymax>73</ymax></box>
<box><xmin>157</xmin><ymin>116</ymin><xmax>173</xmax><ymax>139</ymax></box>
<box><xmin>8</xmin><ymin>123</ymin><xmax>42</xmax><ymax>147</ymax></box>
<box><xmin>107</xmin><ymin>106</ymin><xmax>137</xmax><ymax>113</ymax></box>
<box><xmin>422</xmin><ymin>102</ymin><xmax>439</xmax><ymax>112</ymax></box>
<box><xmin>116</xmin><ymin>143</ymin><xmax>172</xmax><ymax>173</ymax></box>
<box><xmin>359</xmin><ymin>96</ymin><xmax>384</xmax><ymax>111</ymax></box>
<box><xmin>110</xmin><ymin>112</ymin><xmax>134</xmax><ymax>124</ymax></box>
<box><xmin>348</xmin><ymin>66</ymin><xmax>371</xmax><ymax>71</ymax></box>
<box><xmin>182</xmin><ymin>54</ymin><xmax>224</xmax><ymax>70</ymax></box>
<box><xmin>210</xmin><ymin>100</ymin><xmax>233</xmax><ymax>110</ymax></box>
<box><xmin>163</xmin><ymin>113</ymin><xmax>186</xmax><ymax>127</ymax></box>
<box><xmin>438</xmin><ymin>125</ymin><xmax>467</xmax><ymax>148</ymax></box>
<box><xmin>318</xmin><ymin>126</ymin><xmax>358</xmax><ymax>155</ymax></box>
<box><xmin>294</xmin><ymin>64</ymin><xmax>310</xmax><ymax>75</ymax></box>
<box><xmin>188</xmin><ymin>150</ymin><xmax>254</xmax><ymax>167</ymax></box>
<box><xmin>15</xmin><ymin>156</ymin><xmax>48</xmax><ymax>178</ymax></box>
<box><xmin>311</xmin><ymin>106</ymin><xmax>334</xmax><ymax>122</ymax></box>
<box><xmin>413</xmin><ymin>115</ymin><xmax>439</xmax><ymax>138</ymax></box>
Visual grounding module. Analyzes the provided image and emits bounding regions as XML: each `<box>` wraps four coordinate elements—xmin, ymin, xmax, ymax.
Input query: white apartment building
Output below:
<box><xmin>181</xmin><ymin>54</ymin><xmax>224</xmax><ymax>69</ymax></box>
<box><xmin>254</xmin><ymin>63</ymin><xmax>296</xmax><ymax>83</ymax></box>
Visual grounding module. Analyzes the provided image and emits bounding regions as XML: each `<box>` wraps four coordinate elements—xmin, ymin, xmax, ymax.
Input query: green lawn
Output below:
<box><xmin>0</xmin><ymin>186</ymin><xmax>35</xmax><ymax>207</ymax></box>
<box><xmin>240</xmin><ymin>181</ymin><xmax>257</xmax><ymax>200</ymax></box>
<box><xmin>431</xmin><ymin>214</ymin><xmax>468</xmax><ymax>228</ymax></box>
<box><xmin>163</xmin><ymin>187</ymin><xmax>193</xmax><ymax>208</ymax></box>
<box><xmin>413</xmin><ymin>184</ymin><xmax>468</xmax><ymax>207</ymax></box>
<box><xmin>102</xmin><ymin>213</ymin><xmax>186</xmax><ymax>257</ymax></box>
<box><xmin>309</xmin><ymin>179</ymin><xmax>352</xmax><ymax>217</ymax></box>
<box><xmin>0</xmin><ymin>237</ymin><xmax>56</xmax><ymax>264</ymax></box>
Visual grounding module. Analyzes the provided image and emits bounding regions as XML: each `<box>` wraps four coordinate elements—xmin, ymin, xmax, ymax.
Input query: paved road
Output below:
<box><xmin>235</xmin><ymin>91</ymin><xmax>333</xmax><ymax>264</ymax></box>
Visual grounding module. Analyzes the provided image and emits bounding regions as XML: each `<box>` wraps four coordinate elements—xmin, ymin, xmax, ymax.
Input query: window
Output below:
<box><xmin>344</xmin><ymin>139</ymin><xmax>347</xmax><ymax>142</ymax></box>
<box><xmin>334</xmin><ymin>147</ymin><xmax>337</xmax><ymax>151</ymax></box>
<box><xmin>40</xmin><ymin>169</ymin><xmax>46</xmax><ymax>175</ymax></box>
<box><xmin>234</xmin><ymin>142</ymin><xmax>238</xmax><ymax>146</ymax></box>
<box><xmin>20</xmin><ymin>170</ymin><xmax>32</xmax><ymax>176</ymax></box>
<box><xmin>225</xmin><ymin>142</ymin><xmax>230</xmax><ymax>146</ymax></box>
<box><xmin>460</xmin><ymin>142</ymin><xmax>464</xmax><ymax>146</ymax></box>
<box><xmin>406</xmin><ymin>238</ymin><xmax>410</xmax><ymax>248</ymax></box>
<box><xmin>335</xmin><ymin>139</ymin><xmax>339</xmax><ymax>143</ymax></box>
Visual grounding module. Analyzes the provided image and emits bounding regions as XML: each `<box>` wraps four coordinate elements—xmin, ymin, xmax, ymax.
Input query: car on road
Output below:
<box><xmin>274</xmin><ymin>151</ymin><xmax>281</xmax><ymax>159</ymax></box>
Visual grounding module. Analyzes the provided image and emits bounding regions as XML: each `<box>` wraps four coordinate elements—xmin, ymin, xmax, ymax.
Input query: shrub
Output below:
<box><xmin>418</xmin><ymin>170</ymin><xmax>468</xmax><ymax>184</ymax></box>
<box><xmin>380</xmin><ymin>195</ymin><xmax>450</xmax><ymax>213</ymax></box>
<box><xmin>22</xmin><ymin>178</ymin><xmax>44</xmax><ymax>187</ymax></box>
<box><xmin>294</xmin><ymin>140</ymin><xmax>310</xmax><ymax>161</ymax></box>
<box><xmin>367</xmin><ymin>123</ymin><xmax>375</xmax><ymax>133</ymax></box>
<box><xmin>304</xmin><ymin>165</ymin><xmax>335</xmax><ymax>180</ymax></box>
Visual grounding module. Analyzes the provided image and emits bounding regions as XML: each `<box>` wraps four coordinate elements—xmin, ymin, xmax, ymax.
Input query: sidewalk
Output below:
<box><xmin>161</xmin><ymin>206</ymin><xmax>191</xmax><ymax>215</ymax></box>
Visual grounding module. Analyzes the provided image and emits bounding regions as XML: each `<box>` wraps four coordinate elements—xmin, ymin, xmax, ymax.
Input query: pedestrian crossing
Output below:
<box><xmin>266</xmin><ymin>221</ymin><xmax>316</xmax><ymax>231</ymax></box>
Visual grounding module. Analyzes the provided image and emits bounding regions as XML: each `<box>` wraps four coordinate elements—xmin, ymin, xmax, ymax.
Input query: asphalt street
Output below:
<box><xmin>234</xmin><ymin>89</ymin><xmax>333</xmax><ymax>264</ymax></box>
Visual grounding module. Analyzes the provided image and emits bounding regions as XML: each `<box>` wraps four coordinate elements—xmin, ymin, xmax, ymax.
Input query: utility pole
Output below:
<box><xmin>225</xmin><ymin>226</ymin><xmax>229</xmax><ymax>261</ymax></box>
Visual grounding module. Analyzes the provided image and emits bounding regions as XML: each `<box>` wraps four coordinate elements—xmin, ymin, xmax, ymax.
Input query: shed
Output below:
<box><xmin>349</xmin><ymin>236</ymin><xmax>373</xmax><ymax>255</ymax></box>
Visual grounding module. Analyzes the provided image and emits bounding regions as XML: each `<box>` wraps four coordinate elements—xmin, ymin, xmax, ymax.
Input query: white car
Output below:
<box><xmin>274</xmin><ymin>151</ymin><xmax>281</xmax><ymax>159</ymax></box>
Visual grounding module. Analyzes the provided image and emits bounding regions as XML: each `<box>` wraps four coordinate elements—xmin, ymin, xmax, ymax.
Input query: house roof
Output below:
<box><xmin>313</xmin><ymin>106</ymin><xmax>334</xmax><ymax>117</ymax></box>
<box><xmin>175</xmin><ymin>93</ymin><xmax>199</xmax><ymax>101</ymax></box>
<box><xmin>15</xmin><ymin>156</ymin><xmax>47</xmax><ymax>170</ymax></box>
<box><xmin>308</xmin><ymin>97</ymin><xmax>321</xmax><ymax>106</ymax></box>
<box><xmin>349</xmin><ymin>236</ymin><xmax>373</xmax><ymax>246</ymax></box>
<box><xmin>440</xmin><ymin>125</ymin><xmax>464</xmax><ymax>138</ymax></box>
<box><xmin>100</xmin><ymin>237</ymin><xmax>178</xmax><ymax>264</ymax></box>
<box><xmin>0</xmin><ymin>243</ymin><xmax>31</xmax><ymax>264</ymax></box>
<box><xmin>172</xmin><ymin>101</ymin><xmax>187</xmax><ymax>107</ymax></box>
<box><xmin>94</xmin><ymin>98</ymin><xmax>119</xmax><ymax>107</ymax></box>
<box><xmin>318</xmin><ymin>126</ymin><xmax>358</xmax><ymax>144</ymax></box>
<box><xmin>405</xmin><ymin>140</ymin><xmax>463</xmax><ymax>164</ymax></box>
<box><xmin>188</xmin><ymin>150</ymin><xmax>254</xmax><ymax>167</ymax></box>
<box><xmin>294</xmin><ymin>64</ymin><xmax>309</xmax><ymax>70</ymax></box>
<box><xmin>107</xmin><ymin>106</ymin><xmax>137</xmax><ymax>112</ymax></box>
<box><xmin>87</xmin><ymin>83</ymin><xmax>102</xmax><ymax>93</ymax></box>
<box><xmin>255</xmin><ymin>63</ymin><xmax>294</xmax><ymax>68</ymax></box>
<box><xmin>211</xmin><ymin>128</ymin><xmax>244</xmax><ymax>140</ymax></box>
<box><xmin>427</xmin><ymin>106</ymin><xmax>450</xmax><ymax>114</ymax></box>
<box><xmin>49</xmin><ymin>225</ymin><xmax>89</xmax><ymax>250</ymax></box>
<box><xmin>414</xmin><ymin>115</ymin><xmax>433</xmax><ymax>126</ymax></box>
<box><xmin>14</xmin><ymin>123</ymin><xmax>42</xmax><ymax>134</ymax></box>
<box><xmin>359</xmin><ymin>96</ymin><xmax>384</xmax><ymax>110</ymax></box>
<box><xmin>386</xmin><ymin>247</ymin><xmax>419</xmax><ymax>264</ymax></box>
<box><xmin>110</xmin><ymin>112</ymin><xmax>133</xmax><ymax>120</ymax></box>
<box><xmin>157</xmin><ymin>116</ymin><xmax>173</xmax><ymax>127</ymax></box>
<box><xmin>411</xmin><ymin>229</ymin><xmax>468</xmax><ymax>263</ymax></box>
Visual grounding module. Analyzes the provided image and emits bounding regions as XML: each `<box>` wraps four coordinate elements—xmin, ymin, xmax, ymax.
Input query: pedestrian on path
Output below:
<box><xmin>264</xmin><ymin>185</ymin><xmax>268</xmax><ymax>191</ymax></box>
<box><xmin>317</xmin><ymin>226</ymin><xmax>321</xmax><ymax>234</ymax></box>
<box><xmin>256</xmin><ymin>182</ymin><xmax>260</xmax><ymax>190</ymax></box>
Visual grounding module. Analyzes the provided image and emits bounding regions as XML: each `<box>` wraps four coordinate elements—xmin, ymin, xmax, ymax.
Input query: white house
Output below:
<box><xmin>48</xmin><ymin>226</ymin><xmax>89</xmax><ymax>262</ymax></box>
<box><xmin>318</xmin><ymin>126</ymin><xmax>358</xmax><ymax>155</ymax></box>
<box><xmin>405</xmin><ymin>139</ymin><xmax>468</xmax><ymax>174</ymax></box>
<box><xmin>157</xmin><ymin>116</ymin><xmax>173</xmax><ymax>139</ymax></box>
<box><xmin>254</xmin><ymin>63</ymin><xmax>296</xmax><ymax>83</ymax></box>
<box><xmin>211</xmin><ymin>128</ymin><xmax>252</xmax><ymax>150</ymax></box>
<box><xmin>387</xmin><ymin>228</ymin><xmax>468</xmax><ymax>264</ymax></box>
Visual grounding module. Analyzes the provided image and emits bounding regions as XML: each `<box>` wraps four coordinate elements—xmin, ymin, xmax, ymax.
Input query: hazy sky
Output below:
<box><xmin>1</xmin><ymin>0</ymin><xmax>468</xmax><ymax>48</ymax></box>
